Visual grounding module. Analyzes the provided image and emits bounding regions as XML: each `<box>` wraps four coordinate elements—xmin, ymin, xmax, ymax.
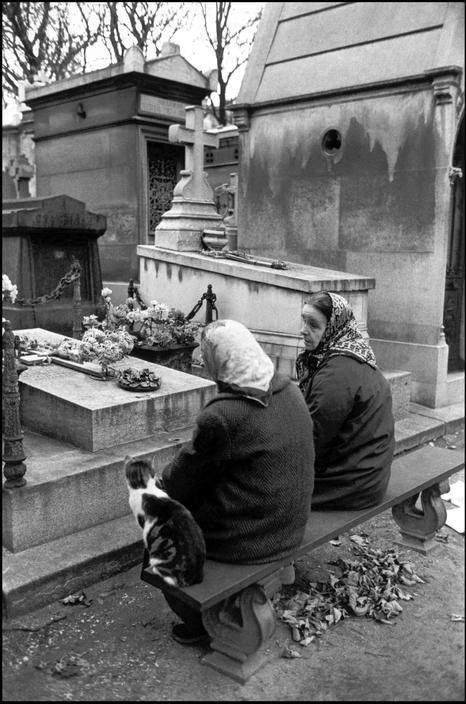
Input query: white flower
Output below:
<box><xmin>83</xmin><ymin>314</ymin><xmax>99</xmax><ymax>327</ymax></box>
<box><xmin>2</xmin><ymin>274</ymin><xmax>13</xmax><ymax>291</ymax></box>
<box><xmin>2</xmin><ymin>274</ymin><xmax>18</xmax><ymax>302</ymax></box>
<box><xmin>101</xmin><ymin>287</ymin><xmax>112</xmax><ymax>298</ymax></box>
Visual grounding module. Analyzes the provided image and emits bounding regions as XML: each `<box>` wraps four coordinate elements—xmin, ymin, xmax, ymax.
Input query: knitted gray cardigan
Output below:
<box><xmin>161</xmin><ymin>373</ymin><xmax>315</xmax><ymax>564</ymax></box>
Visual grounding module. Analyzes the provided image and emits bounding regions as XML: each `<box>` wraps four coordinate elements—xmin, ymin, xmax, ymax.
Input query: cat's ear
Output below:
<box><xmin>150</xmin><ymin>454</ymin><xmax>157</xmax><ymax>477</ymax></box>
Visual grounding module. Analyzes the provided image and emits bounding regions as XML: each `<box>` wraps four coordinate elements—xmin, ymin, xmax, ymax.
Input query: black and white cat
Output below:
<box><xmin>124</xmin><ymin>455</ymin><xmax>206</xmax><ymax>587</ymax></box>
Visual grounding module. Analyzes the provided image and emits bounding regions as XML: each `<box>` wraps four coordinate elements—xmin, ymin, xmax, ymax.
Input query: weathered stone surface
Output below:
<box><xmin>2</xmin><ymin>194</ymin><xmax>106</xmax><ymax>233</ymax></box>
<box><xmin>15</xmin><ymin>329</ymin><xmax>216</xmax><ymax>452</ymax></box>
<box><xmin>19</xmin><ymin>355</ymin><xmax>215</xmax><ymax>452</ymax></box>
<box><xmin>2</xmin><ymin>514</ymin><xmax>143</xmax><ymax>618</ymax></box>
<box><xmin>2</xmin><ymin>426</ymin><xmax>194</xmax><ymax>552</ymax></box>
<box><xmin>137</xmin><ymin>246</ymin><xmax>374</xmax><ymax>367</ymax></box>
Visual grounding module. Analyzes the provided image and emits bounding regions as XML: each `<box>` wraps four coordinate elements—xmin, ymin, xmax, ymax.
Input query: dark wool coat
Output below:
<box><xmin>161</xmin><ymin>373</ymin><xmax>315</xmax><ymax>564</ymax></box>
<box><xmin>302</xmin><ymin>355</ymin><xmax>394</xmax><ymax>510</ymax></box>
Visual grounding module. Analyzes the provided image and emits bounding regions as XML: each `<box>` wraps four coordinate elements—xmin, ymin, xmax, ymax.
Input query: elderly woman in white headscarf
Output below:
<box><xmin>159</xmin><ymin>319</ymin><xmax>315</xmax><ymax>645</ymax></box>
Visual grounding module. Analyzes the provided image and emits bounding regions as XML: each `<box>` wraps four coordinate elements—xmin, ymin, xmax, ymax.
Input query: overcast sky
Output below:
<box><xmin>3</xmin><ymin>2</ymin><xmax>264</xmax><ymax>123</ymax></box>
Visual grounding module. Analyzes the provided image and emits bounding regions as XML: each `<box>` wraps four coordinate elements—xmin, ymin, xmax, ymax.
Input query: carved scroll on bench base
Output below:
<box><xmin>392</xmin><ymin>482</ymin><xmax>449</xmax><ymax>554</ymax></box>
<box><xmin>201</xmin><ymin>564</ymin><xmax>295</xmax><ymax>683</ymax></box>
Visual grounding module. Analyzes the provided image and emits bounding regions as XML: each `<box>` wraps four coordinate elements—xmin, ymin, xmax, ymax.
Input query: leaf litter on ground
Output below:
<box><xmin>274</xmin><ymin>540</ymin><xmax>426</xmax><ymax>646</ymax></box>
<box><xmin>61</xmin><ymin>591</ymin><xmax>92</xmax><ymax>607</ymax></box>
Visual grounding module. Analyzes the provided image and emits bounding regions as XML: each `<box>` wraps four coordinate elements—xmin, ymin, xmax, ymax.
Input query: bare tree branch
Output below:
<box><xmin>197</xmin><ymin>1</ymin><xmax>262</xmax><ymax>125</ymax></box>
<box><xmin>2</xmin><ymin>1</ymin><xmax>104</xmax><ymax>100</ymax></box>
<box><xmin>98</xmin><ymin>1</ymin><xmax>190</xmax><ymax>63</ymax></box>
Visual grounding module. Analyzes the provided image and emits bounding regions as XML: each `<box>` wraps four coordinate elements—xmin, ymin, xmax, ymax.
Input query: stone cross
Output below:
<box><xmin>154</xmin><ymin>105</ymin><xmax>223</xmax><ymax>250</ymax></box>
<box><xmin>168</xmin><ymin>105</ymin><xmax>219</xmax><ymax>201</ymax></box>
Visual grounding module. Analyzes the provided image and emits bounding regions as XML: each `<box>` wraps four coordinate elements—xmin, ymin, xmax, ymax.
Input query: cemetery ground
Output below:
<box><xmin>2</xmin><ymin>427</ymin><xmax>464</xmax><ymax>702</ymax></box>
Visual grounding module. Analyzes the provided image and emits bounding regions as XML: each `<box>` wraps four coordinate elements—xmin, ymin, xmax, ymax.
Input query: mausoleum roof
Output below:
<box><xmin>24</xmin><ymin>51</ymin><xmax>213</xmax><ymax>106</ymax></box>
<box><xmin>237</xmin><ymin>1</ymin><xmax>464</xmax><ymax>106</ymax></box>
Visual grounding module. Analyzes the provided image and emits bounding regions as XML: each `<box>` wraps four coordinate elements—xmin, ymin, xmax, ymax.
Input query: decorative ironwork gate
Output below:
<box><xmin>147</xmin><ymin>141</ymin><xmax>184</xmax><ymax>232</ymax></box>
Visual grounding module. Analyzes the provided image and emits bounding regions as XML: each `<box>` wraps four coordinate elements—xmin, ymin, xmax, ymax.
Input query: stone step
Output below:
<box><xmin>3</xmin><ymin>404</ymin><xmax>463</xmax><ymax>620</ymax></box>
<box><xmin>2</xmin><ymin>426</ymin><xmax>194</xmax><ymax>553</ymax></box>
<box><xmin>2</xmin><ymin>513</ymin><xmax>143</xmax><ymax>619</ymax></box>
<box><xmin>447</xmin><ymin>371</ymin><xmax>464</xmax><ymax>405</ymax></box>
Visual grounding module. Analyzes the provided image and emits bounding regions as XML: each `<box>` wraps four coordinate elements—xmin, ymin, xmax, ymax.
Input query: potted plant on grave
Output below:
<box><xmin>85</xmin><ymin>288</ymin><xmax>201</xmax><ymax>373</ymax></box>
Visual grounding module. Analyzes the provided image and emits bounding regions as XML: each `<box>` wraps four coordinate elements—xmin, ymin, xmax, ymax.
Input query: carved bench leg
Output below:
<box><xmin>201</xmin><ymin>563</ymin><xmax>295</xmax><ymax>683</ymax></box>
<box><xmin>201</xmin><ymin>584</ymin><xmax>275</xmax><ymax>683</ymax></box>
<box><xmin>392</xmin><ymin>482</ymin><xmax>449</xmax><ymax>554</ymax></box>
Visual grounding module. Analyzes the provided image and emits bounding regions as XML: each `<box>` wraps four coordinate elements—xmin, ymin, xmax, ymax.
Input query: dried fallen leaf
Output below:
<box><xmin>61</xmin><ymin>591</ymin><xmax>92</xmax><ymax>607</ymax></box>
<box><xmin>435</xmin><ymin>534</ymin><xmax>449</xmax><ymax>543</ymax></box>
<box><xmin>373</xmin><ymin>613</ymin><xmax>396</xmax><ymax>625</ymax></box>
<box><xmin>281</xmin><ymin>645</ymin><xmax>303</xmax><ymax>659</ymax></box>
<box><xmin>299</xmin><ymin>635</ymin><xmax>315</xmax><ymax>646</ymax></box>
<box><xmin>349</xmin><ymin>534</ymin><xmax>368</xmax><ymax>546</ymax></box>
<box><xmin>275</xmin><ymin>541</ymin><xmax>423</xmax><ymax>642</ymax></box>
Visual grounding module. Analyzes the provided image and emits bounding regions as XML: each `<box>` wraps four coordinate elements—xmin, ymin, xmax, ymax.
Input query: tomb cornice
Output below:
<box><xmin>2</xmin><ymin>195</ymin><xmax>106</xmax><ymax>236</ymax></box>
<box><xmin>230</xmin><ymin>66</ymin><xmax>464</xmax><ymax>117</ymax></box>
<box><xmin>427</xmin><ymin>65</ymin><xmax>463</xmax><ymax>105</ymax></box>
<box><xmin>25</xmin><ymin>71</ymin><xmax>210</xmax><ymax>111</ymax></box>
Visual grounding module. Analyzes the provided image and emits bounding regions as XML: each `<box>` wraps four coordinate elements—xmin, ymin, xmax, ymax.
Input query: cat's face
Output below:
<box><xmin>124</xmin><ymin>456</ymin><xmax>155</xmax><ymax>490</ymax></box>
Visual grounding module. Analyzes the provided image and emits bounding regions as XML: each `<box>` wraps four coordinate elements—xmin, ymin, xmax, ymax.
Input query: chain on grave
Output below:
<box><xmin>12</xmin><ymin>259</ymin><xmax>82</xmax><ymax>307</ymax></box>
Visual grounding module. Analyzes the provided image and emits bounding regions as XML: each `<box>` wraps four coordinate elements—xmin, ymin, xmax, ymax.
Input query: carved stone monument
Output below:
<box><xmin>2</xmin><ymin>194</ymin><xmax>106</xmax><ymax>336</ymax></box>
<box><xmin>154</xmin><ymin>105</ymin><xmax>224</xmax><ymax>250</ymax></box>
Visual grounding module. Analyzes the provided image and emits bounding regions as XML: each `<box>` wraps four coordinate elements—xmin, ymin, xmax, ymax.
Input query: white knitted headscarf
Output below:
<box><xmin>201</xmin><ymin>319</ymin><xmax>275</xmax><ymax>395</ymax></box>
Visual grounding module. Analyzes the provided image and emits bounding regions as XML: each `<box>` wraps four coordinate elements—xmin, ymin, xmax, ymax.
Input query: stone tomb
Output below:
<box><xmin>16</xmin><ymin>329</ymin><xmax>216</xmax><ymax>452</ymax></box>
<box><xmin>2</xmin><ymin>194</ymin><xmax>106</xmax><ymax>337</ymax></box>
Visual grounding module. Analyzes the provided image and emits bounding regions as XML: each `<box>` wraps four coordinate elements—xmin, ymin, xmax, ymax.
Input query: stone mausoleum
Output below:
<box><xmin>228</xmin><ymin>1</ymin><xmax>464</xmax><ymax>408</ymax></box>
<box><xmin>18</xmin><ymin>43</ymin><xmax>218</xmax><ymax>293</ymax></box>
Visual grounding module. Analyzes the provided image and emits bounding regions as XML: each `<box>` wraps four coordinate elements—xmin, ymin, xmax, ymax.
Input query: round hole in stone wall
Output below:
<box><xmin>322</xmin><ymin>129</ymin><xmax>342</xmax><ymax>155</ymax></box>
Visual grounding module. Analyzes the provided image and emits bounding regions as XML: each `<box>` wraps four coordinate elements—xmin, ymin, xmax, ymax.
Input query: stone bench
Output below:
<box><xmin>141</xmin><ymin>444</ymin><xmax>464</xmax><ymax>684</ymax></box>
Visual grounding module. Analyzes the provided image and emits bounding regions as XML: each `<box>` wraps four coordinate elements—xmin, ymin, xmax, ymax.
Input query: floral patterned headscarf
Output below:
<box><xmin>201</xmin><ymin>319</ymin><xmax>275</xmax><ymax>405</ymax></box>
<box><xmin>296</xmin><ymin>292</ymin><xmax>377</xmax><ymax>392</ymax></box>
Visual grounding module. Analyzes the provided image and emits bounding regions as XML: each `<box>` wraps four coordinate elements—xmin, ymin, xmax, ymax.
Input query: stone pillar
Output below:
<box><xmin>431</xmin><ymin>68</ymin><xmax>462</xmax><ymax>339</ymax></box>
<box><xmin>231</xmin><ymin>106</ymin><xmax>251</xmax><ymax>251</ymax></box>
<box><xmin>428</xmin><ymin>67</ymin><xmax>462</xmax><ymax>405</ymax></box>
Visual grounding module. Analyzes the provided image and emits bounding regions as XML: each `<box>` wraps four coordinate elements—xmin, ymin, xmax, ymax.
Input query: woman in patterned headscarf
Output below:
<box><xmin>296</xmin><ymin>291</ymin><xmax>394</xmax><ymax>510</ymax></box>
<box><xmin>160</xmin><ymin>319</ymin><xmax>315</xmax><ymax>644</ymax></box>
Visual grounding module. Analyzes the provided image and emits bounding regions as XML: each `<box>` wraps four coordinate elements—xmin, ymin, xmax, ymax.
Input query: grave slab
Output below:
<box><xmin>17</xmin><ymin>329</ymin><xmax>216</xmax><ymax>451</ymax></box>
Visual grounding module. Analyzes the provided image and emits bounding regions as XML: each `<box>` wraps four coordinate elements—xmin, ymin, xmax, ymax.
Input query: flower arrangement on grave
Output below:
<box><xmin>86</xmin><ymin>288</ymin><xmax>201</xmax><ymax>349</ymax></box>
<box><xmin>137</xmin><ymin>302</ymin><xmax>200</xmax><ymax>348</ymax></box>
<box><xmin>80</xmin><ymin>327</ymin><xmax>135</xmax><ymax>378</ymax></box>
